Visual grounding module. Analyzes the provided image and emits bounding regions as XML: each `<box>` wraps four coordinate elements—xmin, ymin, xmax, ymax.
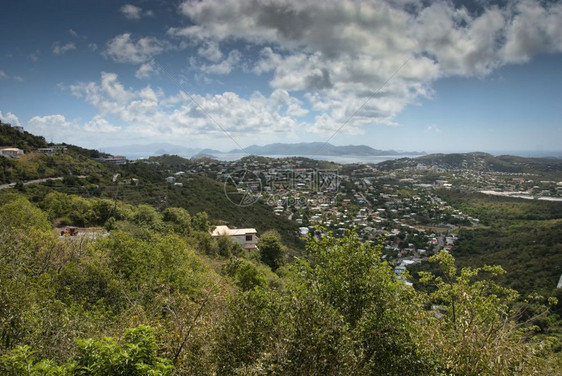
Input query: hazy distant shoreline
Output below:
<box><xmin>209</xmin><ymin>153</ymin><xmax>424</xmax><ymax>164</ymax></box>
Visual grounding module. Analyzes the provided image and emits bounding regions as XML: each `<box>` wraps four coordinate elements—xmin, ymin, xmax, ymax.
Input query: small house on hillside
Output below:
<box><xmin>211</xmin><ymin>225</ymin><xmax>258</xmax><ymax>251</ymax></box>
<box><xmin>0</xmin><ymin>147</ymin><xmax>24</xmax><ymax>159</ymax></box>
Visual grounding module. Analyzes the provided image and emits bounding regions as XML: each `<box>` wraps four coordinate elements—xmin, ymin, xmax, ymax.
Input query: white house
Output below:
<box><xmin>211</xmin><ymin>225</ymin><xmax>259</xmax><ymax>251</ymax></box>
<box><xmin>37</xmin><ymin>147</ymin><xmax>55</xmax><ymax>155</ymax></box>
<box><xmin>0</xmin><ymin>147</ymin><xmax>24</xmax><ymax>159</ymax></box>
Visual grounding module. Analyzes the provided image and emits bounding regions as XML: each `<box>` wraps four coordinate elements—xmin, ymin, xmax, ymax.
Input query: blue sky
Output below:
<box><xmin>1</xmin><ymin>0</ymin><xmax>561</xmax><ymax>155</ymax></box>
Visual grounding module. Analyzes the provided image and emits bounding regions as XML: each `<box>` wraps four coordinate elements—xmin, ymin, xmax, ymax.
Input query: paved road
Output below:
<box><xmin>0</xmin><ymin>176</ymin><xmax>64</xmax><ymax>190</ymax></box>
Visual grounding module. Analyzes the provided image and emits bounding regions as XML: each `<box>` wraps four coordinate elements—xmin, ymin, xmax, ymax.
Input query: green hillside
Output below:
<box><xmin>0</xmin><ymin>132</ymin><xmax>302</xmax><ymax>249</ymax></box>
<box><xmin>1</xmin><ymin>129</ymin><xmax>561</xmax><ymax>374</ymax></box>
<box><xmin>0</xmin><ymin>192</ymin><xmax>559</xmax><ymax>374</ymax></box>
<box><xmin>427</xmin><ymin>189</ymin><xmax>562</xmax><ymax>315</ymax></box>
<box><xmin>0</xmin><ymin>121</ymin><xmax>47</xmax><ymax>151</ymax></box>
<box><xmin>378</xmin><ymin>152</ymin><xmax>562</xmax><ymax>179</ymax></box>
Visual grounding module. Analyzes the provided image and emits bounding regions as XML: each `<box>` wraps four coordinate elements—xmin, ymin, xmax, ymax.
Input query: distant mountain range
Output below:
<box><xmin>102</xmin><ymin>142</ymin><xmax>424</xmax><ymax>159</ymax></box>
<box><xmin>230</xmin><ymin>142</ymin><xmax>424</xmax><ymax>157</ymax></box>
<box><xmin>101</xmin><ymin>143</ymin><xmax>202</xmax><ymax>159</ymax></box>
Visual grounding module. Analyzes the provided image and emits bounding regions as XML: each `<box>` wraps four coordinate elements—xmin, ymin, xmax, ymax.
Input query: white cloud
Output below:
<box><xmin>425</xmin><ymin>125</ymin><xmax>441</xmax><ymax>133</ymax></box>
<box><xmin>0</xmin><ymin>111</ymin><xmax>22</xmax><ymax>126</ymax></box>
<box><xmin>500</xmin><ymin>0</ymin><xmax>562</xmax><ymax>64</ymax></box>
<box><xmin>120</xmin><ymin>4</ymin><xmax>142</xmax><ymax>20</ymax></box>
<box><xmin>120</xmin><ymin>4</ymin><xmax>153</xmax><ymax>20</ymax></box>
<box><xmin>169</xmin><ymin>0</ymin><xmax>562</xmax><ymax>134</ymax></box>
<box><xmin>199</xmin><ymin>49</ymin><xmax>241</xmax><ymax>75</ymax></box>
<box><xmin>0</xmin><ymin>69</ymin><xmax>24</xmax><ymax>82</ymax></box>
<box><xmin>28</xmin><ymin>114</ymin><xmax>72</xmax><ymax>130</ymax></box>
<box><xmin>104</xmin><ymin>33</ymin><xmax>166</xmax><ymax>64</ymax></box>
<box><xmin>52</xmin><ymin>41</ymin><xmax>76</xmax><ymax>55</ymax></box>
<box><xmin>68</xmin><ymin>72</ymin><xmax>303</xmax><ymax>143</ymax></box>
<box><xmin>68</xmin><ymin>29</ymin><xmax>79</xmax><ymax>38</ymax></box>
<box><xmin>197</xmin><ymin>41</ymin><xmax>223</xmax><ymax>62</ymax></box>
<box><xmin>135</xmin><ymin>62</ymin><xmax>158</xmax><ymax>79</ymax></box>
<box><xmin>25</xmin><ymin>113</ymin><xmax>121</xmax><ymax>146</ymax></box>
<box><xmin>84</xmin><ymin>115</ymin><xmax>120</xmax><ymax>133</ymax></box>
<box><xmin>70</xmin><ymin>72</ymin><xmax>134</xmax><ymax>114</ymax></box>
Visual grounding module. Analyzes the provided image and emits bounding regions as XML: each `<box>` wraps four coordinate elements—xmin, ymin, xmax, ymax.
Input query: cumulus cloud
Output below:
<box><xmin>68</xmin><ymin>72</ymin><xmax>304</xmax><ymax>143</ymax></box>
<box><xmin>135</xmin><ymin>62</ymin><xmax>158</xmax><ymax>79</ymax></box>
<box><xmin>52</xmin><ymin>41</ymin><xmax>76</xmax><ymax>55</ymax></box>
<box><xmin>166</xmin><ymin>0</ymin><xmax>562</xmax><ymax>134</ymax></box>
<box><xmin>70</xmin><ymin>72</ymin><xmax>134</xmax><ymax>114</ymax></box>
<box><xmin>120</xmin><ymin>4</ymin><xmax>142</xmax><ymax>20</ymax></box>
<box><xmin>119</xmin><ymin>4</ymin><xmax>153</xmax><ymax>20</ymax></box>
<box><xmin>25</xmin><ymin>113</ymin><xmax>121</xmax><ymax>146</ymax></box>
<box><xmin>0</xmin><ymin>70</ymin><xmax>6</xmax><ymax>79</ymax></box>
<box><xmin>0</xmin><ymin>111</ymin><xmax>22</xmax><ymax>126</ymax></box>
<box><xmin>197</xmin><ymin>41</ymin><xmax>223</xmax><ymax>62</ymax></box>
<box><xmin>500</xmin><ymin>0</ymin><xmax>562</xmax><ymax>64</ymax></box>
<box><xmin>46</xmin><ymin>0</ymin><xmax>561</xmax><ymax>145</ymax></box>
<box><xmin>28</xmin><ymin>114</ymin><xmax>73</xmax><ymax>130</ymax></box>
<box><xmin>84</xmin><ymin>115</ymin><xmax>120</xmax><ymax>133</ymax></box>
<box><xmin>104</xmin><ymin>33</ymin><xmax>166</xmax><ymax>64</ymax></box>
<box><xmin>198</xmin><ymin>49</ymin><xmax>241</xmax><ymax>75</ymax></box>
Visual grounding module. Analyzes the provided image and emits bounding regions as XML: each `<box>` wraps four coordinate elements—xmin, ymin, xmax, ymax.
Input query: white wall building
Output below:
<box><xmin>0</xmin><ymin>147</ymin><xmax>24</xmax><ymax>159</ymax></box>
<box><xmin>211</xmin><ymin>225</ymin><xmax>259</xmax><ymax>251</ymax></box>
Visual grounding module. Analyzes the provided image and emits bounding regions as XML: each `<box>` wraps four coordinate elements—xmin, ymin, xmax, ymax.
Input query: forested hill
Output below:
<box><xmin>0</xmin><ymin>128</ymin><xmax>301</xmax><ymax>249</ymax></box>
<box><xmin>1</xmin><ymin>126</ymin><xmax>561</xmax><ymax>374</ymax></box>
<box><xmin>0</xmin><ymin>121</ymin><xmax>47</xmax><ymax>151</ymax></box>
<box><xmin>1</xmin><ymin>192</ymin><xmax>560</xmax><ymax>374</ymax></box>
<box><xmin>377</xmin><ymin>152</ymin><xmax>562</xmax><ymax>177</ymax></box>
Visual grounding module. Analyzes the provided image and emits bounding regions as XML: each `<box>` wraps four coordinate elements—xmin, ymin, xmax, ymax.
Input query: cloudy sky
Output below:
<box><xmin>1</xmin><ymin>0</ymin><xmax>561</xmax><ymax>154</ymax></box>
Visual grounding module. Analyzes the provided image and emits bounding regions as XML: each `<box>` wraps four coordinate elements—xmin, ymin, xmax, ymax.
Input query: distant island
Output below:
<box><xmin>102</xmin><ymin>142</ymin><xmax>425</xmax><ymax>159</ymax></box>
<box><xmin>229</xmin><ymin>142</ymin><xmax>425</xmax><ymax>157</ymax></box>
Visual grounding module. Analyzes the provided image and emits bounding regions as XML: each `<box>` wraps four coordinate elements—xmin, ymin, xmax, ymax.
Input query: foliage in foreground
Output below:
<box><xmin>0</xmin><ymin>193</ymin><xmax>560</xmax><ymax>375</ymax></box>
<box><xmin>0</xmin><ymin>325</ymin><xmax>172</xmax><ymax>376</ymax></box>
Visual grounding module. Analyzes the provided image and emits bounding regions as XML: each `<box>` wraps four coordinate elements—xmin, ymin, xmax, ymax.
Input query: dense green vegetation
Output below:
<box><xmin>0</xmin><ymin>121</ymin><xmax>47</xmax><ymax>152</ymax></box>
<box><xmin>0</xmin><ymin>193</ymin><xmax>560</xmax><ymax>374</ymax></box>
<box><xmin>1</xmin><ymin>127</ymin><xmax>561</xmax><ymax>374</ymax></box>
<box><xmin>437</xmin><ymin>189</ymin><xmax>562</xmax><ymax>294</ymax></box>
<box><xmin>0</xmin><ymin>141</ymin><xmax>302</xmax><ymax>250</ymax></box>
<box><xmin>378</xmin><ymin>152</ymin><xmax>562</xmax><ymax>179</ymax></box>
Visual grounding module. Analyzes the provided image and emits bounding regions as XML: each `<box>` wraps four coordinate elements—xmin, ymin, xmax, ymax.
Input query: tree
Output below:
<box><xmin>303</xmin><ymin>230</ymin><xmax>430</xmax><ymax>375</ymax></box>
<box><xmin>215</xmin><ymin>235</ymin><xmax>244</xmax><ymax>258</ymax></box>
<box><xmin>258</xmin><ymin>230</ymin><xmax>285</xmax><ymax>271</ymax></box>
<box><xmin>418</xmin><ymin>250</ymin><xmax>559</xmax><ymax>375</ymax></box>
<box><xmin>162</xmin><ymin>207</ymin><xmax>191</xmax><ymax>236</ymax></box>
<box><xmin>0</xmin><ymin>326</ymin><xmax>173</xmax><ymax>376</ymax></box>
<box><xmin>132</xmin><ymin>204</ymin><xmax>163</xmax><ymax>231</ymax></box>
<box><xmin>191</xmin><ymin>211</ymin><xmax>210</xmax><ymax>232</ymax></box>
<box><xmin>212</xmin><ymin>288</ymin><xmax>280</xmax><ymax>374</ymax></box>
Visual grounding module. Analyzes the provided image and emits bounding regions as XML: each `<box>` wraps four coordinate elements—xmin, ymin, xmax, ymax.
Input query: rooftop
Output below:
<box><xmin>211</xmin><ymin>225</ymin><xmax>257</xmax><ymax>237</ymax></box>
